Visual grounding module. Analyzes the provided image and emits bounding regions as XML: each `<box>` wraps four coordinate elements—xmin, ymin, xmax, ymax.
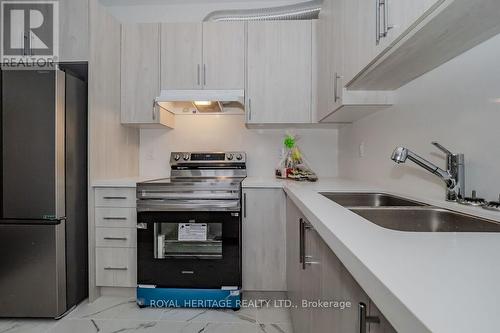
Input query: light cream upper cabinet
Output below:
<box><xmin>247</xmin><ymin>21</ymin><xmax>312</xmax><ymax>124</ymax></box>
<box><xmin>160</xmin><ymin>23</ymin><xmax>203</xmax><ymax>90</ymax></box>
<box><xmin>160</xmin><ymin>22</ymin><xmax>245</xmax><ymax>90</ymax></box>
<box><xmin>346</xmin><ymin>0</ymin><xmax>500</xmax><ymax>90</ymax></box>
<box><xmin>383</xmin><ymin>0</ymin><xmax>443</xmax><ymax>47</ymax></box>
<box><xmin>317</xmin><ymin>0</ymin><xmax>394</xmax><ymax>124</ymax></box>
<box><xmin>202</xmin><ymin>22</ymin><xmax>245</xmax><ymax>89</ymax></box>
<box><xmin>121</xmin><ymin>23</ymin><xmax>174</xmax><ymax>128</ymax></box>
<box><xmin>342</xmin><ymin>0</ymin><xmax>378</xmax><ymax>84</ymax></box>
<box><xmin>314</xmin><ymin>0</ymin><xmax>335</xmax><ymax>122</ymax></box>
<box><xmin>242</xmin><ymin>188</ymin><xmax>286</xmax><ymax>291</ymax></box>
<box><xmin>59</xmin><ymin>0</ymin><xmax>89</xmax><ymax>62</ymax></box>
<box><xmin>342</xmin><ymin>0</ymin><xmax>442</xmax><ymax>85</ymax></box>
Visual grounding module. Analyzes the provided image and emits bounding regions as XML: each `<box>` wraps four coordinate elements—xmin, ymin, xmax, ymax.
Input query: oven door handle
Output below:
<box><xmin>137</xmin><ymin>199</ymin><xmax>241</xmax><ymax>212</ymax></box>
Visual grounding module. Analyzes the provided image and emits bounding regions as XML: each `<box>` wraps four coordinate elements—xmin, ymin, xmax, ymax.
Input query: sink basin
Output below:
<box><xmin>350</xmin><ymin>207</ymin><xmax>500</xmax><ymax>232</ymax></box>
<box><xmin>320</xmin><ymin>192</ymin><xmax>426</xmax><ymax>207</ymax></box>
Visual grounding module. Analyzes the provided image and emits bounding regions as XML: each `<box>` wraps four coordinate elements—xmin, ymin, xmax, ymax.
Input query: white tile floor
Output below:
<box><xmin>0</xmin><ymin>292</ymin><xmax>293</xmax><ymax>333</ymax></box>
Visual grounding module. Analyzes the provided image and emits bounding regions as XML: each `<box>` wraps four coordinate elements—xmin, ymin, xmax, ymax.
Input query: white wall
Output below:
<box><xmin>338</xmin><ymin>33</ymin><xmax>500</xmax><ymax>202</ymax></box>
<box><xmin>140</xmin><ymin>115</ymin><xmax>338</xmax><ymax>178</ymax></box>
<box><xmin>101</xmin><ymin>0</ymin><xmax>303</xmax><ymax>22</ymax></box>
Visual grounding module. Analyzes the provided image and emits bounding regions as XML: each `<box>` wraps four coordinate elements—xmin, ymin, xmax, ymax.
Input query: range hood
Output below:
<box><xmin>155</xmin><ymin>89</ymin><xmax>245</xmax><ymax>114</ymax></box>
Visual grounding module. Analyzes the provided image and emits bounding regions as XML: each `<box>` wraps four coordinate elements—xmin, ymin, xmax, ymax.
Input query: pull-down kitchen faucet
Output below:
<box><xmin>391</xmin><ymin>142</ymin><xmax>465</xmax><ymax>201</ymax></box>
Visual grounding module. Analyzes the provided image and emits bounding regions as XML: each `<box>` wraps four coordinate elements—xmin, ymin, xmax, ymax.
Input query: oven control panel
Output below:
<box><xmin>170</xmin><ymin>152</ymin><xmax>246</xmax><ymax>165</ymax></box>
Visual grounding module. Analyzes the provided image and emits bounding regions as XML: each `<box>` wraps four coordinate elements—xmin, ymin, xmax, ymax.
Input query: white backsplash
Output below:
<box><xmin>338</xmin><ymin>33</ymin><xmax>500</xmax><ymax>202</ymax></box>
<box><xmin>139</xmin><ymin>114</ymin><xmax>338</xmax><ymax>178</ymax></box>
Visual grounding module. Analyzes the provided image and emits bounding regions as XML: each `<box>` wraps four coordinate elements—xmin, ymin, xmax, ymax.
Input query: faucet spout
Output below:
<box><xmin>391</xmin><ymin>147</ymin><xmax>452</xmax><ymax>182</ymax></box>
<box><xmin>391</xmin><ymin>143</ymin><xmax>465</xmax><ymax>201</ymax></box>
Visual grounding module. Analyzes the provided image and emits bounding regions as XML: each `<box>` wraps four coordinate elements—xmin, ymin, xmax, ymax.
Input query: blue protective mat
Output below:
<box><xmin>136</xmin><ymin>287</ymin><xmax>241</xmax><ymax>309</ymax></box>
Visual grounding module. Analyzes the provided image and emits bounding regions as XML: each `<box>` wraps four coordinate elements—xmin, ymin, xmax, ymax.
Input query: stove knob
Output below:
<box><xmin>183</xmin><ymin>154</ymin><xmax>190</xmax><ymax>161</ymax></box>
<box><xmin>173</xmin><ymin>154</ymin><xmax>181</xmax><ymax>161</ymax></box>
<box><xmin>236</xmin><ymin>154</ymin><xmax>243</xmax><ymax>161</ymax></box>
<box><xmin>227</xmin><ymin>153</ymin><xmax>234</xmax><ymax>160</ymax></box>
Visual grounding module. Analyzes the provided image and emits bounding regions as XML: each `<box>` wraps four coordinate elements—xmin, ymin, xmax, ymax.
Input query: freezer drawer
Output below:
<box><xmin>0</xmin><ymin>222</ymin><xmax>67</xmax><ymax>318</ymax></box>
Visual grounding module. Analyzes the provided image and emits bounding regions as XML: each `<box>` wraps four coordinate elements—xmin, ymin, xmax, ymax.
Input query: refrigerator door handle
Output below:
<box><xmin>55</xmin><ymin>70</ymin><xmax>66</xmax><ymax>220</ymax></box>
<box><xmin>0</xmin><ymin>218</ymin><xmax>65</xmax><ymax>226</ymax></box>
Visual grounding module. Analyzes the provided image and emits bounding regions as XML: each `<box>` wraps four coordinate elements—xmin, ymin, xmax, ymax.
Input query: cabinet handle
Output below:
<box><xmin>334</xmin><ymin>72</ymin><xmax>343</xmax><ymax>103</ymax></box>
<box><xmin>103</xmin><ymin>217</ymin><xmax>127</xmax><ymax>220</ymax></box>
<box><xmin>248</xmin><ymin>98</ymin><xmax>252</xmax><ymax>121</ymax></box>
<box><xmin>299</xmin><ymin>218</ymin><xmax>304</xmax><ymax>266</ymax></box>
<box><xmin>300</xmin><ymin>219</ymin><xmax>313</xmax><ymax>270</ymax></box>
<box><xmin>359</xmin><ymin>303</ymin><xmax>380</xmax><ymax>333</ymax></box>
<box><xmin>376</xmin><ymin>0</ymin><xmax>393</xmax><ymax>45</ymax></box>
<box><xmin>203</xmin><ymin>64</ymin><xmax>207</xmax><ymax>86</ymax></box>
<box><xmin>30</xmin><ymin>34</ymin><xmax>34</xmax><ymax>56</ymax></box>
<box><xmin>376</xmin><ymin>0</ymin><xmax>381</xmax><ymax>45</ymax></box>
<box><xmin>197</xmin><ymin>64</ymin><xmax>201</xmax><ymax>86</ymax></box>
<box><xmin>102</xmin><ymin>196</ymin><xmax>127</xmax><ymax>200</ymax></box>
<box><xmin>103</xmin><ymin>237</ymin><xmax>128</xmax><ymax>241</ymax></box>
<box><xmin>23</xmin><ymin>33</ymin><xmax>29</xmax><ymax>56</ymax></box>
<box><xmin>152</xmin><ymin>100</ymin><xmax>156</xmax><ymax>121</ymax></box>
<box><xmin>104</xmin><ymin>266</ymin><xmax>128</xmax><ymax>271</ymax></box>
<box><xmin>382</xmin><ymin>0</ymin><xmax>394</xmax><ymax>37</ymax></box>
<box><xmin>243</xmin><ymin>192</ymin><xmax>247</xmax><ymax>218</ymax></box>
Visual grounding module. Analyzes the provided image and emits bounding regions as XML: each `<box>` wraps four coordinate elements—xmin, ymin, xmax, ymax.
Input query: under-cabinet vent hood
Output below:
<box><xmin>155</xmin><ymin>90</ymin><xmax>245</xmax><ymax>115</ymax></box>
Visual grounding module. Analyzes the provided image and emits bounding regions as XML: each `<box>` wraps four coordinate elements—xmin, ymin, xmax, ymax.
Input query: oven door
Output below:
<box><xmin>137</xmin><ymin>211</ymin><xmax>241</xmax><ymax>289</ymax></box>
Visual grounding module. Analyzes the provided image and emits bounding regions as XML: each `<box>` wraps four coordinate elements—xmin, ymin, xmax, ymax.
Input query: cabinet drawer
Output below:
<box><xmin>96</xmin><ymin>248</ymin><xmax>136</xmax><ymax>287</ymax></box>
<box><xmin>96</xmin><ymin>227</ymin><xmax>136</xmax><ymax>248</ymax></box>
<box><xmin>95</xmin><ymin>207</ymin><xmax>136</xmax><ymax>228</ymax></box>
<box><xmin>95</xmin><ymin>188</ymin><xmax>136</xmax><ymax>207</ymax></box>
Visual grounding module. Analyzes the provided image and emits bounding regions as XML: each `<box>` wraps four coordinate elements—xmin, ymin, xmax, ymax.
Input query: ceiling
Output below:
<box><xmin>100</xmin><ymin>0</ymin><xmax>312</xmax><ymax>23</ymax></box>
<box><xmin>101</xmin><ymin>0</ymin><xmax>307</xmax><ymax>6</ymax></box>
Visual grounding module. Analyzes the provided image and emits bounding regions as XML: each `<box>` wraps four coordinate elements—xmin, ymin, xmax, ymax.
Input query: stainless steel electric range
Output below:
<box><xmin>135</xmin><ymin>152</ymin><xmax>246</xmax><ymax>309</ymax></box>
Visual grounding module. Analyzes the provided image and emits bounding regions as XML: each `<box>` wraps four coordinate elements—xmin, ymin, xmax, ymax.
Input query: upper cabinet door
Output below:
<box><xmin>343</xmin><ymin>0</ymin><xmax>379</xmax><ymax>84</ymax></box>
<box><xmin>202</xmin><ymin>22</ymin><xmax>245</xmax><ymax>89</ymax></box>
<box><xmin>121</xmin><ymin>23</ymin><xmax>160</xmax><ymax>124</ymax></box>
<box><xmin>160</xmin><ymin>23</ymin><xmax>203</xmax><ymax>90</ymax></box>
<box><xmin>314</xmin><ymin>2</ymin><xmax>334</xmax><ymax>122</ymax></box>
<box><xmin>59</xmin><ymin>0</ymin><xmax>89</xmax><ymax>62</ymax></box>
<box><xmin>381</xmin><ymin>0</ymin><xmax>442</xmax><ymax>48</ymax></box>
<box><xmin>247</xmin><ymin>21</ymin><xmax>312</xmax><ymax>124</ymax></box>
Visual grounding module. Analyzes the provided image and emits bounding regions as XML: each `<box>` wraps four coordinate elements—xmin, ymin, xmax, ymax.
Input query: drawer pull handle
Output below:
<box><xmin>103</xmin><ymin>196</ymin><xmax>127</xmax><ymax>200</ymax></box>
<box><xmin>103</xmin><ymin>217</ymin><xmax>127</xmax><ymax>220</ymax></box>
<box><xmin>103</xmin><ymin>237</ymin><xmax>128</xmax><ymax>241</ymax></box>
<box><xmin>104</xmin><ymin>266</ymin><xmax>128</xmax><ymax>271</ymax></box>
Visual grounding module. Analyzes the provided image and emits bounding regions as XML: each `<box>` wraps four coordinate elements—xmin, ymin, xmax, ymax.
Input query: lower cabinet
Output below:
<box><xmin>94</xmin><ymin>187</ymin><xmax>137</xmax><ymax>288</ymax></box>
<box><xmin>95</xmin><ymin>247</ymin><xmax>137</xmax><ymax>287</ymax></box>
<box><xmin>242</xmin><ymin>188</ymin><xmax>286</xmax><ymax>291</ymax></box>
<box><xmin>286</xmin><ymin>197</ymin><xmax>397</xmax><ymax>333</ymax></box>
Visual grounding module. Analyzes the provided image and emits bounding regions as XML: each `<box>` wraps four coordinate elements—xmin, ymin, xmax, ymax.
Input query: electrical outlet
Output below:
<box><xmin>359</xmin><ymin>142</ymin><xmax>365</xmax><ymax>158</ymax></box>
<box><xmin>145</xmin><ymin>147</ymin><xmax>155</xmax><ymax>161</ymax></box>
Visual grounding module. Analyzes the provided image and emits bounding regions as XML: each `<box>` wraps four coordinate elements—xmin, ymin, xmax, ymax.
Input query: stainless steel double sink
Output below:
<box><xmin>320</xmin><ymin>193</ymin><xmax>500</xmax><ymax>232</ymax></box>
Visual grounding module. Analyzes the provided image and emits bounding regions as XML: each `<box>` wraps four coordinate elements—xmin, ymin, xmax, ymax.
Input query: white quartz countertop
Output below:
<box><xmin>276</xmin><ymin>178</ymin><xmax>500</xmax><ymax>333</ymax></box>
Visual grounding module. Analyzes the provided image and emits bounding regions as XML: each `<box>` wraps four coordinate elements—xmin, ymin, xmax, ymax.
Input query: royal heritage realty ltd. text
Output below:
<box><xmin>149</xmin><ymin>299</ymin><xmax>353</xmax><ymax>310</ymax></box>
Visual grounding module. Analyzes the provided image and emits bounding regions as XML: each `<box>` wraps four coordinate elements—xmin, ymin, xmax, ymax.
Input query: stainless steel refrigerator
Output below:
<box><xmin>0</xmin><ymin>68</ymin><xmax>88</xmax><ymax>318</ymax></box>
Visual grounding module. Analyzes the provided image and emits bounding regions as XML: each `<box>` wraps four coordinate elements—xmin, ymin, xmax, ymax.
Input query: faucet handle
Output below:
<box><xmin>431</xmin><ymin>142</ymin><xmax>454</xmax><ymax>156</ymax></box>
